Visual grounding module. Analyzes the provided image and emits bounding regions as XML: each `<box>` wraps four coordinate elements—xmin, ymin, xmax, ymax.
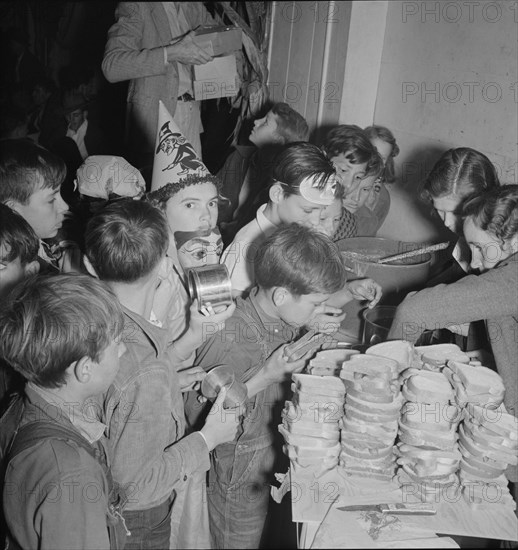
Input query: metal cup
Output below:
<box><xmin>200</xmin><ymin>365</ymin><xmax>248</xmax><ymax>408</ymax></box>
<box><xmin>362</xmin><ymin>305</ymin><xmax>397</xmax><ymax>347</ymax></box>
<box><xmin>187</xmin><ymin>264</ymin><xmax>233</xmax><ymax>311</ymax></box>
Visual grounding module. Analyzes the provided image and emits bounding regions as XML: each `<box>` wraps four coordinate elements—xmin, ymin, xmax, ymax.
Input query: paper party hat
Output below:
<box><xmin>151</xmin><ymin>100</ymin><xmax>209</xmax><ymax>191</ymax></box>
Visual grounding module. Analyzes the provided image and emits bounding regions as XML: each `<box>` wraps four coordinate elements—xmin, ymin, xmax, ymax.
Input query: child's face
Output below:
<box><xmin>432</xmin><ymin>194</ymin><xmax>462</xmax><ymax>234</ymax></box>
<box><xmin>463</xmin><ymin>217</ymin><xmax>515</xmax><ymax>273</ymax></box>
<box><xmin>342</xmin><ymin>174</ymin><xmax>377</xmax><ymax>213</ymax></box>
<box><xmin>370</xmin><ymin>137</ymin><xmax>392</xmax><ymax>165</ymax></box>
<box><xmin>277</xmin><ymin>291</ymin><xmax>330</xmax><ymax>327</ymax></box>
<box><xmin>330</xmin><ymin>154</ymin><xmax>367</xmax><ymax>192</ymax></box>
<box><xmin>66</xmin><ymin>109</ymin><xmax>86</xmax><ymax>132</ymax></box>
<box><xmin>10</xmin><ymin>180</ymin><xmax>69</xmax><ymax>239</ymax></box>
<box><xmin>316</xmin><ymin>198</ymin><xmax>342</xmax><ymax>238</ymax></box>
<box><xmin>250</xmin><ymin>111</ymin><xmax>282</xmax><ymax>147</ymax></box>
<box><xmin>276</xmin><ymin>193</ymin><xmax>325</xmax><ymax>229</ymax></box>
<box><xmin>165</xmin><ymin>182</ymin><xmax>219</xmax><ymax>234</ymax></box>
<box><xmin>0</xmin><ymin>255</ymin><xmax>37</xmax><ymax>301</ymax></box>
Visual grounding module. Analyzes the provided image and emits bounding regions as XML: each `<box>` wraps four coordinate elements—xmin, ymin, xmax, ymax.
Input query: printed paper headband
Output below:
<box><xmin>277</xmin><ymin>174</ymin><xmax>337</xmax><ymax>206</ymax></box>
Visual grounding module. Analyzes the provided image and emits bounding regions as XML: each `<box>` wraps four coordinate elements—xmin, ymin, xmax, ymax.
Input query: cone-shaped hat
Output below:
<box><xmin>151</xmin><ymin>100</ymin><xmax>209</xmax><ymax>191</ymax></box>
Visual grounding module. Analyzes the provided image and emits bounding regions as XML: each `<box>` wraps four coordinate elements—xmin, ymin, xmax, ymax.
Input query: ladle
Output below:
<box><xmin>342</xmin><ymin>241</ymin><xmax>449</xmax><ymax>265</ymax></box>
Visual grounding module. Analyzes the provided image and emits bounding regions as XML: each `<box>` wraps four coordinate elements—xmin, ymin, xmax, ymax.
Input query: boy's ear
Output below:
<box><xmin>269</xmin><ymin>183</ymin><xmax>284</xmax><ymax>204</ymax></box>
<box><xmin>272</xmin><ymin>286</ymin><xmax>290</xmax><ymax>307</ymax></box>
<box><xmin>24</xmin><ymin>260</ymin><xmax>40</xmax><ymax>277</ymax></box>
<box><xmin>83</xmin><ymin>255</ymin><xmax>99</xmax><ymax>278</ymax></box>
<box><xmin>73</xmin><ymin>356</ymin><xmax>93</xmax><ymax>384</ymax></box>
<box><xmin>5</xmin><ymin>199</ymin><xmax>21</xmax><ymax>213</ymax></box>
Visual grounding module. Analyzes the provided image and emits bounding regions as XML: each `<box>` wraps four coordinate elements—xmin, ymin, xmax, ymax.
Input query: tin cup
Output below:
<box><xmin>362</xmin><ymin>305</ymin><xmax>397</xmax><ymax>347</ymax></box>
<box><xmin>187</xmin><ymin>264</ymin><xmax>233</xmax><ymax>312</ymax></box>
<box><xmin>200</xmin><ymin>365</ymin><xmax>248</xmax><ymax>409</ymax></box>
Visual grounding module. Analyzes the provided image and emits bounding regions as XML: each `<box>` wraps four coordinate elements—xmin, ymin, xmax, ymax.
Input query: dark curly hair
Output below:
<box><xmin>145</xmin><ymin>173</ymin><xmax>225</xmax><ymax>210</ymax></box>
<box><xmin>462</xmin><ymin>185</ymin><xmax>518</xmax><ymax>243</ymax></box>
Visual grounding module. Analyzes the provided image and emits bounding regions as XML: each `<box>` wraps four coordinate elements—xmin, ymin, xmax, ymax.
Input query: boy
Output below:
<box><xmin>0</xmin><ymin>139</ymin><xmax>69</xmax><ymax>272</ymax></box>
<box><xmin>84</xmin><ymin>199</ymin><xmax>239</xmax><ymax>549</ymax></box>
<box><xmin>218</xmin><ymin>102</ymin><xmax>309</xmax><ymax>236</ymax></box>
<box><xmin>221</xmin><ymin>141</ymin><xmax>337</xmax><ymax>295</ymax></box>
<box><xmin>190</xmin><ymin>224</ymin><xmax>347</xmax><ymax>549</ymax></box>
<box><xmin>0</xmin><ymin>203</ymin><xmax>40</xmax><ymax>302</ymax></box>
<box><xmin>0</xmin><ymin>204</ymin><xmax>40</xmax><ymax>413</ymax></box>
<box><xmin>322</xmin><ymin>125</ymin><xmax>384</xmax><ymax>238</ymax></box>
<box><xmin>0</xmin><ymin>273</ymin><xmax>126</xmax><ymax>549</ymax></box>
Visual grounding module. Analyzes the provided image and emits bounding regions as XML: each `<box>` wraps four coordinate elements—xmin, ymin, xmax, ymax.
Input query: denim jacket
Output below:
<box><xmin>3</xmin><ymin>387</ymin><xmax>114</xmax><ymax>549</ymax></box>
<box><xmin>102</xmin><ymin>306</ymin><xmax>210</xmax><ymax>511</ymax></box>
<box><xmin>192</xmin><ymin>288</ymin><xmax>299</xmax><ymax>450</ymax></box>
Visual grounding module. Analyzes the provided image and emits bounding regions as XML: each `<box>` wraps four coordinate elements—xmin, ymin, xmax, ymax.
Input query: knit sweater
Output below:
<box><xmin>388</xmin><ymin>252</ymin><xmax>518</xmax><ymax>421</ymax></box>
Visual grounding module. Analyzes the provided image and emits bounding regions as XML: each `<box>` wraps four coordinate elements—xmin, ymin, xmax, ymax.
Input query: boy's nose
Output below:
<box><xmin>57</xmin><ymin>194</ymin><xmax>69</xmax><ymax>213</ymax></box>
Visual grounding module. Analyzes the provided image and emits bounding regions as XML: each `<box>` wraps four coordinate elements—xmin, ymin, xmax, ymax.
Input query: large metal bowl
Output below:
<box><xmin>336</xmin><ymin>237</ymin><xmax>432</xmax><ymax>305</ymax></box>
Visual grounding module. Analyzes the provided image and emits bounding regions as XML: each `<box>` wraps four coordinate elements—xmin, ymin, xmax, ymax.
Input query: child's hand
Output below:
<box><xmin>178</xmin><ymin>365</ymin><xmax>207</xmax><ymax>392</ymax></box>
<box><xmin>347</xmin><ymin>278</ymin><xmax>382</xmax><ymax>308</ymax></box>
<box><xmin>262</xmin><ymin>345</ymin><xmax>308</xmax><ymax>385</ymax></box>
<box><xmin>188</xmin><ymin>299</ymin><xmax>236</xmax><ymax>345</ymax></box>
<box><xmin>306</xmin><ymin>305</ymin><xmax>346</xmax><ymax>334</ymax></box>
<box><xmin>200</xmin><ymin>388</ymin><xmax>241</xmax><ymax>450</ymax></box>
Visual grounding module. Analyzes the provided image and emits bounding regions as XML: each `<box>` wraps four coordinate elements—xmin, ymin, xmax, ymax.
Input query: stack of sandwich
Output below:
<box><xmin>366</xmin><ymin>340</ymin><xmax>421</xmax><ymax>374</ymax></box>
<box><xmin>397</xmin><ymin>369</ymin><xmax>461</xmax><ymax>501</ymax></box>
<box><xmin>415</xmin><ymin>343</ymin><xmax>470</xmax><ymax>372</ymax></box>
<box><xmin>279</xmin><ymin>373</ymin><xmax>345</xmax><ymax>476</ymax></box>
<box><xmin>457</xmin><ymin>403</ymin><xmax>517</xmax><ymax>508</ymax></box>
<box><xmin>443</xmin><ymin>361</ymin><xmax>516</xmax><ymax>508</ymax></box>
<box><xmin>339</xmin><ymin>354</ymin><xmax>403</xmax><ymax>482</ymax></box>
<box><xmin>307</xmin><ymin>348</ymin><xmax>359</xmax><ymax>376</ymax></box>
<box><xmin>444</xmin><ymin>360</ymin><xmax>505</xmax><ymax>408</ymax></box>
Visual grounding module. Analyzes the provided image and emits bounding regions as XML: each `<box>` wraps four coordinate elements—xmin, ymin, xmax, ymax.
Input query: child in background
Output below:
<box><xmin>317</xmin><ymin>192</ymin><xmax>344</xmax><ymax>240</ymax></box>
<box><xmin>361</xmin><ymin>125</ymin><xmax>400</xmax><ymax>235</ymax></box>
<box><xmin>190</xmin><ymin>224</ymin><xmax>347</xmax><ymax>549</ymax></box>
<box><xmin>84</xmin><ymin>199</ymin><xmax>239</xmax><ymax>549</ymax></box>
<box><xmin>0</xmin><ymin>139</ymin><xmax>70</xmax><ymax>272</ymax></box>
<box><xmin>218</xmin><ymin>102</ymin><xmax>309</xmax><ymax>242</ymax></box>
<box><xmin>0</xmin><ymin>204</ymin><xmax>40</xmax><ymax>413</ymax></box>
<box><xmin>322</xmin><ymin>125</ymin><xmax>383</xmax><ymax>239</ymax></box>
<box><xmin>0</xmin><ymin>203</ymin><xmax>40</xmax><ymax>301</ymax></box>
<box><xmin>0</xmin><ymin>273</ymin><xmax>127</xmax><ymax>549</ymax></box>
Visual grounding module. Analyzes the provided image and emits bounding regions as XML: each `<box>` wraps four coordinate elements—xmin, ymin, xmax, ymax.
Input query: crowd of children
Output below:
<box><xmin>0</xmin><ymin>93</ymin><xmax>517</xmax><ymax>550</ymax></box>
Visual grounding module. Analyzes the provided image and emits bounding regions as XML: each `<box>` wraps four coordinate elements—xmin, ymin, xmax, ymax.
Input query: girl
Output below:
<box><xmin>422</xmin><ymin>147</ymin><xmax>500</xmax><ymax>274</ymax></box>
<box><xmin>147</xmin><ymin>173</ymin><xmax>225</xmax><ymax>273</ymax></box>
<box><xmin>388</xmin><ymin>185</ymin><xmax>518</xmax><ymax>428</ymax></box>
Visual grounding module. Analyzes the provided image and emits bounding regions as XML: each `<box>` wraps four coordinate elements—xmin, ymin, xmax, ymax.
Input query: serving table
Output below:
<box><xmin>282</xmin><ymin>462</ymin><xmax>518</xmax><ymax>548</ymax></box>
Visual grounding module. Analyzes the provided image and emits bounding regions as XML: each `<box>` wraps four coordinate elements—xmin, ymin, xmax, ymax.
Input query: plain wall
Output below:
<box><xmin>374</xmin><ymin>0</ymin><xmax>518</xmax><ymax>241</ymax></box>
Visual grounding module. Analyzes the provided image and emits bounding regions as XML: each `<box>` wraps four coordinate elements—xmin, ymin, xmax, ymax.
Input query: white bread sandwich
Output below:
<box><xmin>446</xmin><ymin>362</ymin><xmax>505</xmax><ymax>407</ymax></box>
<box><xmin>366</xmin><ymin>340</ymin><xmax>420</xmax><ymax>373</ymax></box>
<box><xmin>292</xmin><ymin>372</ymin><xmax>346</xmax><ymax>396</ymax></box>
<box><xmin>402</xmin><ymin>371</ymin><xmax>455</xmax><ymax>405</ymax></box>
<box><xmin>416</xmin><ymin>344</ymin><xmax>470</xmax><ymax>369</ymax></box>
<box><xmin>398</xmin><ymin>419</ymin><xmax>458</xmax><ymax>451</ymax></box>
<box><xmin>401</xmin><ymin>402</ymin><xmax>462</xmax><ymax>432</ymax></box>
